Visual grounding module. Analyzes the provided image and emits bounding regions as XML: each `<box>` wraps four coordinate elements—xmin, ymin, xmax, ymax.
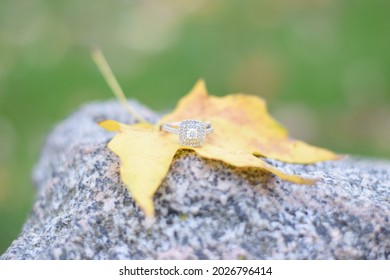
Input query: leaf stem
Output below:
<box><xmin>91</xmin><ymin>48</ymin><xmax>148</xmax><ymax>123</ymax></box>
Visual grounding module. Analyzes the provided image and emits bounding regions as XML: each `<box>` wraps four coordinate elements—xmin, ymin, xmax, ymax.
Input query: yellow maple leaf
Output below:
<box><xmin>99</xmin><ymin>80</ymin><xmax>339</xmax><ymax>217</ymax></box>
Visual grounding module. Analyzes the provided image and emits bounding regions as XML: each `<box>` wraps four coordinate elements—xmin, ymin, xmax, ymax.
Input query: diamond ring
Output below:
<box><xmin>161</xmin><ymin>119</ymin><xmax>213</xmax><ymax>147</ymax></box>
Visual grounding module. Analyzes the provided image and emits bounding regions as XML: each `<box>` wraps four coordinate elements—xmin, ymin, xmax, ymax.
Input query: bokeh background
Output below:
<box><xmin>0</xmin><ymin>0</ymin><xmax>389</xmax><ymax>254</ymax></box>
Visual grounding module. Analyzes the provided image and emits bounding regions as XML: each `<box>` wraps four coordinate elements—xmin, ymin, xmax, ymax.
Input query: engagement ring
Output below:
<box><xmin>161</xmin><ymin>120</ymin><xmax>213</xmax><ymax>147</ymax></box>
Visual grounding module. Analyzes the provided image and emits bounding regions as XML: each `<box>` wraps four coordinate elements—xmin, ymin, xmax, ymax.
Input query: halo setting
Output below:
<box><xmin>161</xmin><ymin>119</ymin><xmax>213</xmax><ymax>147</ymax></box>
<box><xmin>179</xmin><ymin>120</ymin><xmax>206</xmax><ymax>147</ymax></box>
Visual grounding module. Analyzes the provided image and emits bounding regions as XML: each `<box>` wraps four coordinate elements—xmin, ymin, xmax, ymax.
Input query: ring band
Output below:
<box><xmin>161</xmin><ymin>119</ymin><xmax>213</xmax><ymax>147</ymax></box>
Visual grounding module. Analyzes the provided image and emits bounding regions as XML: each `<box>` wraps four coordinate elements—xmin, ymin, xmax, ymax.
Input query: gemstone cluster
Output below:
<box><xmin>178</xmin><ymin>120</ymin><xmax>206</xmax><ymax>147</ymax></box>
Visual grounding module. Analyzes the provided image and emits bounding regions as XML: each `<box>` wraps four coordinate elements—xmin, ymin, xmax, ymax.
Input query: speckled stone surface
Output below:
<box><xmin>2</xmin><ymin>101</ymin><xmax>390</xmax><ymax>260</ymax></box>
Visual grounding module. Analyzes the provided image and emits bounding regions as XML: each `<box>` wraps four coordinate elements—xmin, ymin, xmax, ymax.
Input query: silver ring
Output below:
<box><xmin>161</xmin><ymin>119</ymin><xmax>213</xmax><ymax>147</ymax></box>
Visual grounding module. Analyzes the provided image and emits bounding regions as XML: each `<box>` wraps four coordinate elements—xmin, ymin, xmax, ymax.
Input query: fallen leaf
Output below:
<box><xmin>100</xmin><ymin>80</ymin><xmax>339</xmax><ymax>216</ymax></box>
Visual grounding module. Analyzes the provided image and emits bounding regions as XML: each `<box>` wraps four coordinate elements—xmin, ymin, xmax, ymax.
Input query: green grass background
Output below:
<box><xmin>1</xmin><ymin>0</ymin><xmax>389</xmax><ymax>254</ymax></box>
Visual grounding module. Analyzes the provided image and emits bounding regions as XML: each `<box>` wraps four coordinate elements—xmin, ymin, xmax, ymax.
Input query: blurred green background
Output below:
<box><xmin>0</xmin><ymin>0</ymin><xmax>389</xmax><ymax>254</ymax></box>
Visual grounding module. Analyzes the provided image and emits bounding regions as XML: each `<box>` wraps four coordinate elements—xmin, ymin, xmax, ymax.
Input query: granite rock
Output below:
<box><xmin>2</xmin><ymin>101</ymin><xmax>390</xmax><ymax>260</ymax></box>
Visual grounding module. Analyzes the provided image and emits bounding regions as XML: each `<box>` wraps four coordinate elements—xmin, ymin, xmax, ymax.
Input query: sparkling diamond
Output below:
<box><xmin>179</xmin><ymin>120</ymin><xmax>206</xmax><ymax>147</ymax></box>
<box><xmin>186</xmin><ymin>129</ymin><xmax>197</xmax><ymax>140</ymax></box>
